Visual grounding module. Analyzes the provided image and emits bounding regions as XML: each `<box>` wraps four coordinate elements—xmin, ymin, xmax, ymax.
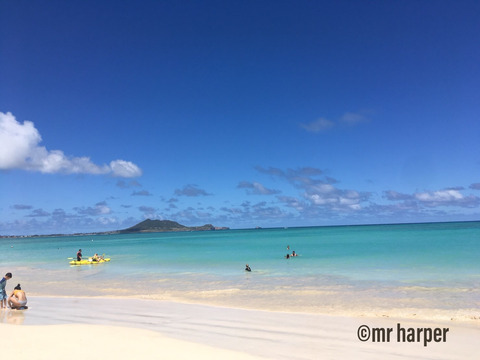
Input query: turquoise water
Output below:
<box><xmin>1</xmin><ymin>221</ymin><xmax>479</xmax><ymax>316</ymax></box>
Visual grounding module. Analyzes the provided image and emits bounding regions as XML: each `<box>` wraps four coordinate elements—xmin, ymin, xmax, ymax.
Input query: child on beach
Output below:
<box><xmin>8</xmin><ymin>284</ymin><xmax>27</xmax><ymax>310</ymax></box>
<box><xmin>1</xmin><ymin>272</ymin><xmax>12</xmax><ymax>309</ymax></box>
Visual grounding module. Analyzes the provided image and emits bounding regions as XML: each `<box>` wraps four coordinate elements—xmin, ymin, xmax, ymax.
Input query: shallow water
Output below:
<box><xmin>1</xmin><ymin>222</ymin><xmax>479</xmax><ymax>318</ymax></box>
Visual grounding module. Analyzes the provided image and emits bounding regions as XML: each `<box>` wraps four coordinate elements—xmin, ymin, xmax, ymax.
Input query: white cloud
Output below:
<box><xmin>413</xmin><ymin>189</ymin><xmax>479</xmax><ymax>207</ymax></box>
<box><xmin>304</xmin><ymin>189</ymin><xmax>363</xmax><ymax>210</ymax></box>
<box><xmin>384</xmin><ymin>188</ymin><xmax>480</xmax><ymax>209</ymax></box>
<box><xmin>0</xmin><ymin>112</ymin><xmax>142</xmax><ymax>177</ymax></box>
<box><xmin>97</xmin><ymin>216</ymin><xmax>118</xmax><ymax>225</ymax></box>
<box><xmin>75</xmin><ymin>201</ymin><xmax>112</xmax><ymax>216</ymax></box>
<box><xmin>254</xmin><ymin>166</ymin><xmax>369</xmax><ymax>212</ymax></box>
<box><xmin>0</xmin><ymin>112</ymin><xmax>41</xmax><ymax>168</ymax></box>
<box><xmin>415</xmin><ymin>189</ymin><xmax>463</xmax><ymax>202</ymax></box>
<box><xmin>110</xmin><ymin>160</ymin><xmax>142</xmax><ymax>178</ymax></box>
<box><xmin>300</xmin><ymin>118</ymin><xmax>335</xmax><ymax>133</ymax></box>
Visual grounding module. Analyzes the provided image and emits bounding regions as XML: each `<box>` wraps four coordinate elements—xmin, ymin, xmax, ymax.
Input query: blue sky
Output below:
<box><xmin>1</xmin><ymin>0</ymin><xmax>479</xmax><ymax>235</ymax></box>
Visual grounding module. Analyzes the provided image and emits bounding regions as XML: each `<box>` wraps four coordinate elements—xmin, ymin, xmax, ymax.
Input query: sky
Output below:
<box><xmin>1</xmin><ymin>0</ymin><xmax>479</xmax><ymax>235</ymax></box>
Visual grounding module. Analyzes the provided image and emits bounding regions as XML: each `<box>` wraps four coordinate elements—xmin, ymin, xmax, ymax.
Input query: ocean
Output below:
<box><xmin>1</xmin><ymin>221</ymin><xmax>479</xmax><ymax>319</ymax></box>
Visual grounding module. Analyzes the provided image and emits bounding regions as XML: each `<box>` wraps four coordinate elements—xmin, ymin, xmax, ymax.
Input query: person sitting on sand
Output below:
<box><xmin>1</xmin><ymin>272</ymin><xmax>12</xmax><ymax>309</ymax></box>
<box><xmin>77</xmin><ymin>249</ymin><xmax>82</xmax><ymax>261</ymax></box>
<box><xmin>245</xmin><ymin>264</ymin><xmax>251</xmax><ymax>272</ymax></box>
<box><xmin>8</xmin><ymin>284</ymin><xmax>27</xmax><ymax>309</ymax></box>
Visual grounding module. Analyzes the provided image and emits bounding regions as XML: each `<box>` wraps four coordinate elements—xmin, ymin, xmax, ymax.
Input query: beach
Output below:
<box><xmin>1</xmin><ymin>223</ymin><xmax>480</xmax><ymax>358</ymax></box>
<box><xmin>2</xmin><ymin>0</ymin><xmax>479</xmax><ymax>356</ymax></box>
<box><xmin>1</xmin><ymin>296</ymin><xmax>479</xmax><ymax>359</ymax></box>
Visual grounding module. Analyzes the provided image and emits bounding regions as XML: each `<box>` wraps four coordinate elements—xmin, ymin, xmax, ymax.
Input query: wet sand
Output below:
<box><xmin>1</xmin><ymin>296</ymin><xmax>479</xmax><ymax>359</ymax></box>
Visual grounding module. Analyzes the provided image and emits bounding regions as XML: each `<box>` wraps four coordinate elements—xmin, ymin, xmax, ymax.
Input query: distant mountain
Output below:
<box><xmin>119</xmin><ymin>219</ymin><xmax>229</xmax><ymax>233</ymax></box>
<box><xmin>0</xmin><ymin>219</ymin><xmax>229</xmax><ymax>238</ymax></box>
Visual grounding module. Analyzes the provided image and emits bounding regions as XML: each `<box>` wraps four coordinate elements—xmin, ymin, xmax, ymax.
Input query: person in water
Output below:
<box><xmin>76</xmin><ymin>249</ymin><xmax>82</xmax><ymax>261</ymax></box>
<box><xmin>245</xmin><ymin>264</ymin><xmax>251</xmax><ymax>272</ymax></box>
<box><xmin>1</xmin><ymin>272</ymin><xmax>12</xmax><ymax>309</ymax></box>
<box><xmin>92</xmin><ymin>253</ymin><xmax>104</xmax><ymax>262</ymax></box>
<box><xmin>8</xmin><ymin>284</ymin><xmax>27</xmax><ymax>309</ymax></box>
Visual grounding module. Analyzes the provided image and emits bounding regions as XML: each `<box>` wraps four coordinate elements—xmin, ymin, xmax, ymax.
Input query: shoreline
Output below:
<box><xmin>21</xmin><ymin>288</ymin><xmax>480</xmax><ymax>324</ymax></box>
<box><xmin>8</xmin><ymin>268</ymin><xmax>480</xmax><ymax>323</ymax></box>
<box><xmin>1</xmin><ymin>296</ymin><xmax>479</xmax><ymax>359</ymax></box>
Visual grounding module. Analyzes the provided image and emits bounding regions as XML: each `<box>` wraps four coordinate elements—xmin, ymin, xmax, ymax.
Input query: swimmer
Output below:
<box><xmin>245</xmin><ymin>264</ymin><xmax>251</xmax><ymax>272</ymax></box>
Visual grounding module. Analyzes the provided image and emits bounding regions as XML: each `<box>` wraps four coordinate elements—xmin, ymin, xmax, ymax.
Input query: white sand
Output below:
<box><xmin>1</xmin><ymin>323</ymin><xmax>266</xmax><ymax>360</ymax></box>
<box><xmin>1</xmin><ymin>297</ymin><xmax>479</xmax><ymax>359</ymax></box>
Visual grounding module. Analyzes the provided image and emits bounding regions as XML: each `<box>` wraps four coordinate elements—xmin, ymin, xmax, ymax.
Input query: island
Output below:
<box><xmin>119</xmin><ymin>219</ymin><xmax>229</xmax><ymax>233</ymax></box>
<box><xmin>0</xmin><ymin>219</ymin><xmax>229</xmax><ymax>238</ymax></box>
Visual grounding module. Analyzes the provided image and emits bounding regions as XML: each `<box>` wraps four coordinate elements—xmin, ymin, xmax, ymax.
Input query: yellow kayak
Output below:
<box><xmin>69</xmin><ymin>258</ymin><xmax>111</xmax><ymax>265</ymax></box>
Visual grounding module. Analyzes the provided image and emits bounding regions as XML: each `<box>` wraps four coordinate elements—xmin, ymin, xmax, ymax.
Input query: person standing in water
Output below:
<box><xmin>76</xmin><ymin>249</ymin><xmax>82</xmax><ymax>261</ymax></box>
<box><xmin>1</xmin><ymin>273</ymin><xmax>12</xmax><ymax>309</ymax></box>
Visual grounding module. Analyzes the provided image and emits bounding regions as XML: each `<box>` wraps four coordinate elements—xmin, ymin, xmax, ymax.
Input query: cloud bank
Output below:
<box><xmin>384</xmin><ymin>188</ymin><xmax>480</xmax><ymax>208</ymax></box>
<box><xmin>255</xmin><ymin>166</ymin><xmax>370</xmax><ymax>213</ymax></box>
<box><xmin>0</xmin><ymin>112</ymin><xmax>142</xmax><ymax>177</ymax></box>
